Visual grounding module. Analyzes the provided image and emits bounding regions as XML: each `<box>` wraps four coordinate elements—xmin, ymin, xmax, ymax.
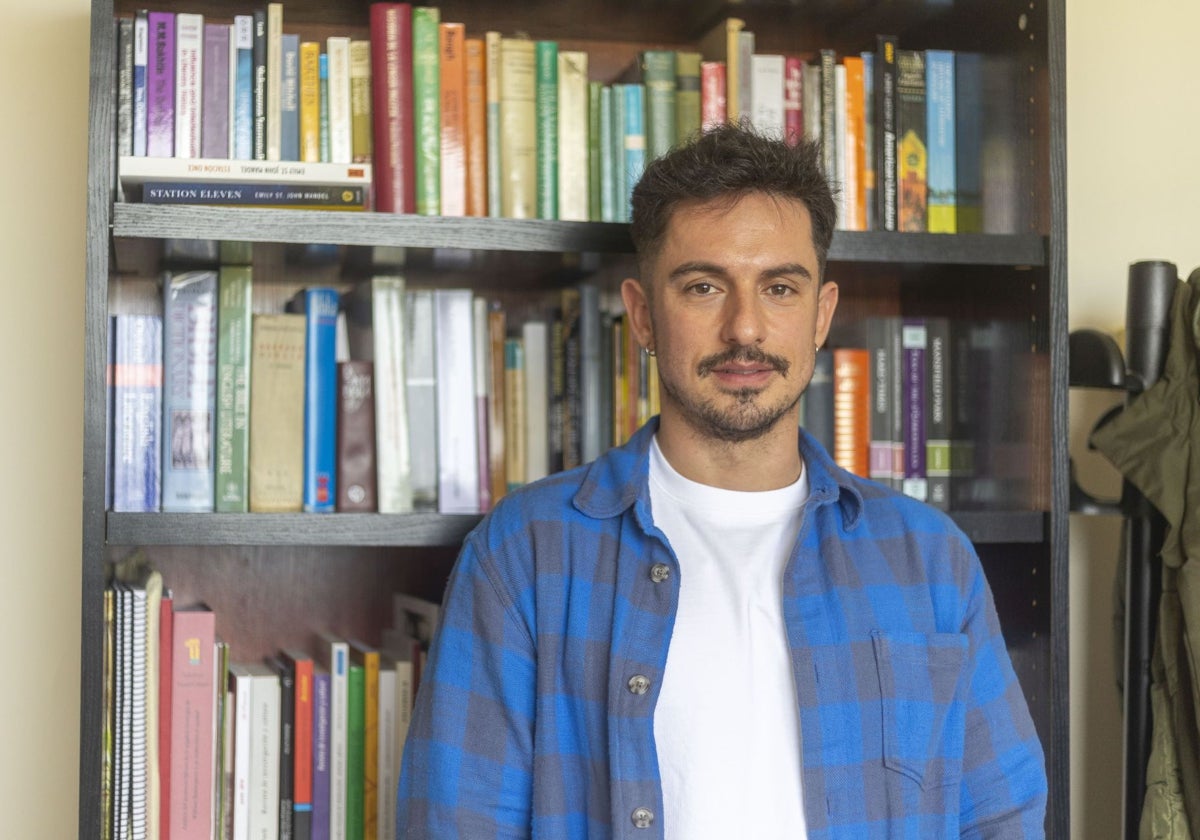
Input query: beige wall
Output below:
<box><xmin>0</xmin><ymin>0</ymin><xmax>90</xmax><ymax>837</ymax></box>
<box><xmin>5</xmin><ymin>0</ymin><xmax>1199</xmax><ymax>837</ymax></box>
<box><xmin>1067</xmin><ymin>1</ymin><xmax>1200</xmax><ymax>838</ymax></box>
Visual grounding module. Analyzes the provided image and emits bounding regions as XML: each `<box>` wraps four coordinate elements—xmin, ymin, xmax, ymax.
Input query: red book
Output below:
<box><xmin>784</xmin><ymin>56</ymin><xmax>804</xmax><ymax>146</ymax></box>
<box><xmin>168</xmin><ymin>606</ymin><xmax>217</xmax><ymax>840</ymax></box>
<box><xmin>700</xmin><ymin>60</ymin><xmax>726</xmax><ymax>131</ymax></box>
<box><xmin>369</xmin><ymin>2</ymin><xmax>415</xmax><ymax>213</ymax></box>
<box><xmin>280</xmin><ymin>649</ymin><xmax>315</xmax><ymax>831</ymax></box>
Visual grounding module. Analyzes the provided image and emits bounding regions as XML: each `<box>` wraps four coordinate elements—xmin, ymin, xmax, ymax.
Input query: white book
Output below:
<box><xmin>315</xmin><ymin>633</ymin><xmax>349</xmax><ymax>840</ymax></box>
<box><xmin>377</xmin><ymin>661</ymin><xmax>397</xmax><ymax>840</ymax></box>
<box><xmin>472</xmin><ymin>295</ymin><xmax>492</xmax><ymax>510</ymax></box>
<box><xmin>750</xmin><ymin>54</ymin><xmax>785</xmax><ymax>140</ymax></box>
<box><xmin>133</xmin><ymin>12</ymin><xmax>148</xmax><ymax>156</ymax></box>
<box><xmin>522</xmin><ymin>319</ymin><xmax>549</xmax><ymax>482</ymax></box>
<box><xmin>326</xmin><ymin>36</ymin><xmax>353</xmax><ymax>164</ymax></box>
<box><xmin>405</xmin><ymin>289</ymin><xmax>438</xmax><ymax>508</ymax></box>
<box><xmin>117</xmin><ymin>155</ymin><xmax>371</xmax><ymax>188</ymax></box>
<box><xmin>433</xmin><ymin>289</ymin><xmax>481</xmax><ymax>513</ymax></box>
<box><xmin>266</xmin><ymin>3</ymin><xmax>283</xmax><ymax>161</ymax></box>
<box><xmin>227</xmin><ymin>664</ymin><xmax>255</xmax><ymax>840</ymax></box>
<box><xmin>736</xmin><ymin>30</ymin><xmax>755</xmax><ymax>123</ymax></box>
<box><xmin>834</xmin><ymin>63</ymin><xmax>850</xmax><ymax>230</ymax></box>
<box><xmin>244</xmin><ymin>664</ymin><xmax>280</xmax><ymax>840</ymax></box>
<box><xmin>174</xmin><ymin>13</ymin><xmax>204</xmax><ymax>158</ymax></box>
<box><xmin>557</xmin><ymin>50</ymin><xmax>589</xmax><ymax>222</ymax></box>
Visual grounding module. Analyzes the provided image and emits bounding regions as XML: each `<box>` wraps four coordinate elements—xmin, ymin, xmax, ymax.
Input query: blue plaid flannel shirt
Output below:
<box><xmin>397</xmin><ymin>420</ymin><xmax>1047</xmax><ymax>838</ymax></box>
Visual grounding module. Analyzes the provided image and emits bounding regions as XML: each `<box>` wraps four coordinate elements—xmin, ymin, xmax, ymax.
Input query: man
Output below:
<box><xmin>397</xmin><ymin>124</ymin><xmax>1047</xmax><ymax>838</ymax></box>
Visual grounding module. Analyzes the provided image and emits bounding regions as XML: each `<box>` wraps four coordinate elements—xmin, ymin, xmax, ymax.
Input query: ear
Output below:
<box><xmin>620</xmin><ymin>277</ymin><xmax>655</xmax><ymax>351</ymax></box>
<box><xmin>814</xmin><ymin>280</ymin><xmax>839</xmax><ymax>347</ymax></box>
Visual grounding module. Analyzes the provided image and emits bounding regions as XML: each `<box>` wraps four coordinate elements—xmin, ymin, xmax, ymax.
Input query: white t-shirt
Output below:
<box><xmin>649</xmin><ymin>436</ymin><xmax>810</xmax><ymax>840</ymax></box>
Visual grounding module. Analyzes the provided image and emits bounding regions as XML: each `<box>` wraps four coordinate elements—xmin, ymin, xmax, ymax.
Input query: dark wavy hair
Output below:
<box><xmin>629</xmin><ymin>122</ymin><xmax>838</xmax><ymax>281</ymax></box>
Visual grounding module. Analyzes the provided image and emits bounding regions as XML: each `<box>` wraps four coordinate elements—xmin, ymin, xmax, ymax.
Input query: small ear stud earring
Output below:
<box><xmin>645</xmin><ymin>347</ymin><xmax>656</xmax><ymax>357</ymax></box>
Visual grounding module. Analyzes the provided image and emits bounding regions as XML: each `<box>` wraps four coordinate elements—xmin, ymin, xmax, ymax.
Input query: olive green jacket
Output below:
<box><xmin>1091</xmin><ymin>272</ymin><xmax>1200</xmax><ymax>839</ymax></box>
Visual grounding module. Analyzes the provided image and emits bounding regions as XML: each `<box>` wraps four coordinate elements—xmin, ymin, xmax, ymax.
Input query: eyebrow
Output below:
<box><xmin>666</xmin><ymin>260</ymin><xmax>815</xmax><ymax>283</ymax></box>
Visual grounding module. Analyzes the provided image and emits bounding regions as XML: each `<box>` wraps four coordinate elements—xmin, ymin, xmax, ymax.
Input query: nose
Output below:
<box><xmin>720</xmin><ymin>287</ymin><xmax>766</xmax><ymax>346</ymax></box>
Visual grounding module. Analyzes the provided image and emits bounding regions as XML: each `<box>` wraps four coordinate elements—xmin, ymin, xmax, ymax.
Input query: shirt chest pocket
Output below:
<box><xmin>871</xmin><ymin>630</ymin><xmax>969</xmax><ymax>790</ymax></box>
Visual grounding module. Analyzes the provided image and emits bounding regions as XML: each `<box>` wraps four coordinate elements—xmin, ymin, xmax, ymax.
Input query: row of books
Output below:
<box><xmin>806</xmin><ymin>316</ymin><xmax>1040</xmax><ymax>511</ymax></box>
<box><xmin>104</xmin><ymin>557</ymin><xmax>437</xmax><ymax>840</ymax></box>
<box><xmin>108</xmin><ymin>267</ymin><xmax>659</xmax><ymax>515</ymax></box>
<box><xmin>113</xmin><ymin>5</ymin><xmax>1014</xmax><ymax>232</ymax></box>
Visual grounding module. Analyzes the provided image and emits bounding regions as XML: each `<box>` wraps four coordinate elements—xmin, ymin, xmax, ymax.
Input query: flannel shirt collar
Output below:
<box><xmin>572</xmin><ymin>416</ymin><xmax>864</xmax><ymax>530</ymax></box>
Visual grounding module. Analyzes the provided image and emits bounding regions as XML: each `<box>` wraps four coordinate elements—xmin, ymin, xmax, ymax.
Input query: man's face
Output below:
<box><xmin>622</xmin><ymin>192</ymin><xmax>839</xmax><ymax>444</ymax></box>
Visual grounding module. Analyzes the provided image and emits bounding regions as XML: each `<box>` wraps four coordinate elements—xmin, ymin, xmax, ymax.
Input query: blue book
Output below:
<box><xmin>318</xmin><ymin>53</ymin><xmax>330</xmax><ymax>163</ymax></box>
<box><xmin>132</xmin><ymin>11</ymin><xmax>148</xmax><ymax>156</ymax></box>
<box><xmin>287</xmin><ymin>287</ymin><xmax>340</xmax><ymax>512</ymax></box>
<box><xmin>111</xmin><ymin>314</ymin><xmax>163</xmax><ymax>512</ymax></box>
<box><xmin>233</xmin><ymin>15</ymin><xmax>254</xmax><ymax>160</ymax></box>
<box><xmin>621</xmin><ymin>83</ymin><xmax>645</xmax><ymax>223</ymax></box>
<box><xmin>311</xmin><ymin>667</ymin><xmax>331</xmax><ymax>840</ymax></box>
<box><xmin>598</xmin><ymin>85</ymin><xmax>616</xmax><ymax>222</ymax></box>
<box><xmin>281</xmin><ymin>33</ymin><xmax>301</xmax><ymax>161</ymax></box>
<box><xmin>162</xmin><ymin>272</ymin><xmax>218</xmax><ymax>511</ymax></box>
<box><xmin>925</xmin><ymin>49</ymin><xmax>957</xmax><ymax>233</ymax></box>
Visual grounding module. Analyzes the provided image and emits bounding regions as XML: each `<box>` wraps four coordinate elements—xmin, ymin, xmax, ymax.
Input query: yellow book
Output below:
<box><xmin>499</xmin><ymin>37</ymin><xmax>536</xmax><ymax>218</ymax></box>
<box><xmin>504</xmin><ymin>337</ymin><xmax>526</xmax><ymax>491</ymax></box>
<box><xmin>557</xmin><ymin>50</ymin><xmax>589</xmax><ymax>222</ymax></box>
<box><xmin>698</xmin><ymin>17</ymin><xmax>744</xmax><ymax>122</ymax></box>
<box><xmin>349</xmin><ymin>39</ymin><xmax>373</xmax><ymax>163</ymax></box>
<box><xmin>299</xmin><ymin>41</ymin><xmax>321</xmax><ymax>162</ymax></box>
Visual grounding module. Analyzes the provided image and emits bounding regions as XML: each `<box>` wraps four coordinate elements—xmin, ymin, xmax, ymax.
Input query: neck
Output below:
<box><xmin>654</xmin><ymin>413</ymin><xmax>805</xmax><ymax>492</ymax></box>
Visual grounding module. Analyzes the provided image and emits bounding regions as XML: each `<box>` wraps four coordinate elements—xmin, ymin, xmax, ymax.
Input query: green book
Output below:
<box><xmin>675</xmin><ymin>51</ymin><xmax>702</xmax><ymax>145</ymax></box>
<box><xmin>640</xmin><ymin>49</ymin><xmax>676</xmax><ymax>161</ymax></box>
<box><xmin>215</xmin><ymin>265</ymin><xmax>252</xmax><ymax>512</ymax></box>
<box><xmin>345</xmin><ymin>662</ymin><xmax>366</xmax><ymax>840</ymax></box>
<box><xmin>610</xmin><ymin>84</ymin><xmax>627</xmax><ymax>222</ymax></box>
<box><xmin>412</xmin><ymin>6</ymin><xmax>441</xmax><ymax>216</ymax></box>
<box><xmin>587</xmin><ymin>81</ymin><xmax>603</xmax><ymax>221</ymax></box>
<box><xmin>535</xmin><ymin>40</ymin><xmax>558</xmax><ymax>220</ymax></box>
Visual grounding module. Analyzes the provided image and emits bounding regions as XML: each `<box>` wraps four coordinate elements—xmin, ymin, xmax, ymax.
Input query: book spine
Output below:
<box><xmin>345</xmin><ymin>664</ymin><xmax>365</xmax><ymax>840</ymax></box>
<box><xmin>433</xmin><ymin>289</ymin><xmax>480</xmax><ymax>513</ymax></box>
<box><xmin>700</xmin><ymin>61</ymin><xmax>725</xmax><ymax>132</ymax></box>
<box><xmin>299</xmin><ymin>41</ymin><xmax>321</xmax><ymax>162</ymax></box>
<box><xmin>377</xmin><ymin>663</ymin><xmax>397</xmax><ymax>840</ymax></box>
<box><xmin>232</xmin><ymin>16</ymin><xmax>254</xmax><ymax>160</ymax></box>
<box><xmin>598</xmin><ymin>85</ymin><xmax>616</xmax><ymax>222</ymax></box>
<box><xmin>503</xmin><ymin>337</ymin><xmax>526</xmax><ymax>492</ymax></box>
<box><xmin>843</xmin><ymin>55</ymin><xmax>867</xmax><ymax>231</ymax></box>
<box><xmin>412</xmin><ymin>7</ymin><xmax>441</xmax><ymax>215</ymax></box>
<box><xmin>336</xmin><ymin>361</ymin><xmax>378</xmax><ymax>511</ymax></box>
<box><xmin>266</xmin><ymin>2</ymin><xmax>283</xmax><ymax>161</ymax></box>
<box><xmin>874</xmin><ymin>35</ymin><xmax>898</xmax><ymax>231</ymax></box>
<box><xmin>925</xmin><ymin>317</ymin><xmax>952</xmax><ymax>509</ymax></box>
<box><xmin>674</xmin><ymin>51</ymin><xmax>701</xmax><ymax>145</ymax></box>
<box><xmin>270</xmin><ymin>657</ymin><xmax>296</xmax><ymax>840</ymax></box>
<box><xmin>896</xmin><ymin>49</ymin><xmax>928</xmax><ymax>232</ymax></box>
<box><xmin>473</xmin><ymin>297</ymin><xmax>492</xmax><ymax>511</ymax></box>
<box><xmin>297</xmin><ymin>288</ymin><xmax>341</xmax><ymax>512</ymax></box>
<box><xmin>465</xmin><ymin>37</ymin><xmax>488</xmax><ymax>217</ymax></box>
<box><xmin>311</xmin><ymin>670</ymin><xmax>332</xmax><ymax>840</ymax></box>
<box><xmin>349</xmin><ymin>39</ymin><xmax>373</xmax><ymax>165</ymax></box>
<box><xmin>621</xmin><ymin>83</ymin><xmax>645</xmax><ymax>223</ymax></box>
<box><xmin>865</xmin><ymin>317</ymin><xmax>897</xmax><ymax>488</ymax></box>
<box><xmin>111</xmin><ymin>315</ymin><xmax>163</xmax><ymax>512</ymax></box>
<box><xmin>559</xmin><ymin>288</ymin><xmax>582</xmax><ymax>470</ymax></box>
<box><xmin>954</xmin><ymin>52</ymin><xmax>983</xmax><ymax>233</ymax></box>
<box><xmin>162</xmin><ymin>271</ymin><xmax>217</xmax><ymax>512</ymax></box>
<box><xmin>117</xmin><ymin>18</ymin><xmax>135</xmax><ymax>158</ymax></box>
<box><xmin>369</xmin><ymin>277</ymin><xmax>413</xmax><ymax>514</ymax></box>
<box><xmin>834</xmin><ymin>63</ymin><xmax>848</xmax><ymax>229</ymax></box>
<box><xmin>499</xmin><ymin>38</ymin><xmax>536</xmax><ymax>219</ymax></box>
<box><xmin>803</xmin><ymin>348</ymin><xmax>834</xmax><ymax>454</ymax></box>
<box><xmin>737</xmin><ymin>29</ymin><xmax>754</xmax><ymax>123</ymax></box>
<box><xmin>925</xmin><ymin>49</ymin><xmax>957</xmax><ymax>233</ymax></box>
<box><xmin>861</xmin><ymin>51</ymin><xmax>876</xmax><ymax>229</ymax></box>
<box><xmin>319</xmin><ymin>54</ymin><xmax>330</xmax><ymax>162</ymax></box>
<box><xmin>535</xmin><ymin>40</ymin><xmax>559</xmax><ymax>220</ymax></box>
<box><xmin>168</xmin><ymin>609</ymin><xmax>216</xmax><ymax>840</ymax></box>
<box><xmin>902</xmin><ymin>319</ymin><xmax>928</xmax><ymax>501</ymax></box>
<box><xmin>146</xmin><ymin>11</ymin><xmax>175</xmax><ymax>157</ymax></box>
<box><xmin>818</xmin><ymin>49</ymin><xmax>837</xmax><ymax>187</ymax></box>
<box><xmin>174</xmin><ymin>13</ymin><xmax>203</xmax><ymax>158</ymax></box>
<box><xmin>252</xmin><ymin>9</ymin><xmax>267</xmax><ymax>160</ymax></box>
<box><xmin>833</xmin><ymin>348</ymin><xmax>870</xmax><ymax>477</ymax></box>
<box><xmin>439</xmin><ymin>22</ymin><xmax>466</xmax><ymax>216</ymax></box>
<box><xmin>229</xmin><ymin>668</ymin><xmax>252</xmax><ymax>840</ymax></box>
<box><xmin>484</xmin><ymin>31</ymin><xmax>502</xmax><ymax>217</ymax></box>
<box><xmin>369</xmin><ymin>2</ymin><xmax>414</xmax><ymax>212</ymax></box>
<box><xmin>353</xmin><ymin>647</ymin><xmax>380</xmax><ymax>840</ymax></box>
<box><xmin>750</xmin><ymin>53</ymin><xmax>784</xmax><ymax>140</ymax></box>
<box><xmin>215</xmin><ymin>266</ymin><xmax>252</xmax><ymax>512</ymax></box>
<box><xmin>201</xmin><ymin>23</ymin><xmax>230</xmax><ymax>159</ymax></box>
<box><xmin>248</xmin><ymin>314</ymin><xmax>306</xmax><ymax>512</ymax></box>
<box><xmin>557</xmin><ymin>50</ymin><xmax>589</xmax><ymax>222</ymax></box>
<box><xmin>133</xmin><ymin>11</ymin><xmax>148</xmax><ymax>156</ymax></box>
<box><xmin>248</xmin><ymin>670</ymin><xmax>282</xmax><ymax>840</ymax></box>
<box><xmin>783</xmin><ymin>56</ymin><xmax>803</xmax><ymax>146</ymax></box>
<box><xmin>288</xmin><ymin>655</ymin><xmax>315</xmax><ymax>840</ymax></box>
<box><xmin>521</xmin><ymin>320</ymin><xmax>550</xmax><ymax>483</ymax></box>
<box><xmin>641</xmin><ymin>49</ymin><xmax>676</xmax><ymax>161</ymax></box>
<box><xmin>486</xmin><ymin>304</ymin><xmax>507</xmax><ymax>505</ymax></box>
<box><xmin>326</xmin><ymin>37</ymin><xmax>353</xmax><ymax>164</ymax></box>
<box><xmin>325</xmin><ymin>639</ymin><xmax>348</xmax><ymax>840</ymax></box>
<box><xmin>142</xmin><ymin>182</ymin><xmax>367</xmax><ymax>209</ymax></box>
<box><xmin>587</xmin><ymin>81</ymin><xmax>603</xmax><ymax>221</ymax></box>
<box><xmin>578</xmin><ymin>282</ymin><xmax>603</xmax><ymax>464</ymax></box>
<box><xmin>280</xmin><ymin>33</ymin><xmax>301</xmax><ymax>161</ymax></box>
<box><xmin>404</xmin><ymin>290</ymin><xmax>438</xmax><ymax>508</ymax></box>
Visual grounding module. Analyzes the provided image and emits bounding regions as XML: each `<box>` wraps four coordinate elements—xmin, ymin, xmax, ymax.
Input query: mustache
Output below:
<box><xmin>696</xmin><ymin>347</ymin><xmax>791</xmax><ymax>377</ymax></box>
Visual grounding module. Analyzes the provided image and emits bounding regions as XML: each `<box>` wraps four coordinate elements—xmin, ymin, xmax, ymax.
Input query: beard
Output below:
<box><xmin>659</xmin><ymin>346</ymin><xmax>802</xmax><ymax>444</ymax></box>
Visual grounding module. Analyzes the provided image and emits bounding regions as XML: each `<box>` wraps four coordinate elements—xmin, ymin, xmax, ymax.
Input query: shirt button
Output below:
<box><xmin>632</xmin><ymin>807</ymin><xmax>655</xmax><ymax>829</ymax></box>
<box><xmin>627</xmin><ymin>674</ymin><xmax>651</xmax><ymax>695</ymax></box>
<box><xmin>649</xmin><ymin>563</ymin><xmax>670</xmax><ymax>583</ymax></box>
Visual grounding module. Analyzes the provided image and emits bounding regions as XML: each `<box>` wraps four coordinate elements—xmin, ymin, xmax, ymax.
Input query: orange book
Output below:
<box><xmin>843</xmin><ymin>56</ymin><xmax>867</xmax><ymax>231</ymax></box>
<box><xmin>464</xmin><ymin>37</ymin><xmax>488</xmax><ymax>216</ymax></box>
<box><xmin>833</xmin><ymin>348</ymin><xmax>871</xmax><ymax>477</ymax></box>
<box><xmin>439</xmin><ymin>21</ymin><xmax>466</xmax><ymax>216</ymax></box>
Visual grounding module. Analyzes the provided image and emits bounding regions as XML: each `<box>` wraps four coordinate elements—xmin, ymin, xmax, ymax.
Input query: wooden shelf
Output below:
<box><xmin>107</xmin><ymin>508</ymin><xmax>1044</xmax><ymax>547</ymax></box>
<box><xmin>112</xmin><ymin>203</ymin><xmax>1047</xmax><ymax>266</ymax></box>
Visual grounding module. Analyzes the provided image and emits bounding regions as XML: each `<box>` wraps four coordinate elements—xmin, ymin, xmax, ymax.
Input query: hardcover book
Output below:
<box><xmin>750</xmin><ymin>53</ymin><xmax>785</xmax><ymax>140</ymax></box>
<box><xmin>901</xmin><ymin>318</ymin><xmax>928</xmax><ymax>501</ymax></box>
<box><xmin>345</xmin><ymin>662</ymin><xmax>365</xmax><ymax>840</ymax></box>
<box><xmin>895</xmin><ymin>48</ymin><xmax>928</xmax><ymax>232</ymax></box>
<box><xmin>873</xmin><ymin>35</ymin><xmax>898</xmax><ymax>231</ymax></box>
<box><xmin>265</xmin><ymin>3</ymin><xmax>283</xmax><ymax>161</ymax></box>
<box><xmin>299</xmin><ymin>41</ymin><xmax>321</xmax><ymax>162</ymax></box>
<box><xmin>803</xmin><ymin>348</ymin><xmax>834</xmax><ymax>454</ymax></box>
<box><xmin>266</xmin><ymin>654</ymin><xmax>296</xmax><ymax>840</ymax></box>
<box><xmin>433</xmin><ymin>288</ymin><xmax>480</xmax><ymax>513</ymax></box>
<box><xmin>286</xmin><ymin>287</ymin><xmax>341</xmax><ymax>513</ymax></box>
<box><xmin>699</xmin><ymin>61</ymin><xmax>725</xmax><ymax>133</ymax></box>
<box><xmin>637</xmin><ymin>49</ymin><xmax>676</xmax><ymax>161</ymax></box>
<box><xmin>499</xmin><ymin>37</ymin><xmax>536</xmax><ymax>219</ymax></box>
<box><xmin>465</xmin><ymin>36</ymin><xmax>488</xmax><ymax>216</ymax></box>
<box><xmin>279</xmin><ymin>650</ymin><xmax>315</xmax><ymax>840</ymax></box>
<box><xmin>146</xmin><ymin>11</ymin><xmax>175</xmax><ymax>157</ymax></box>
<box><xmin>142</xmin><ymin>182</ymin><xmax>367</xmax><ymax>210</ymax></box>
<box><xmin>522</xmin><ymin>319</ymin><xmax>550</xmax><ymax>483</ymax></box>
<box><xmin>698</xmin><ymin>16</ymin><xmax>744</xmax><ymax>122</ymax></box>
<box><xmin>348</xmin><ymin>39</ymin><xmax>372</xmax><ymax>164</ymax></box>
<box><xmin>111</xmin><ymin>314</ymin><xmax>163</xmax><ymax>512</ymax></box>
<box><xmin>404</xmin><ymin>289</ymin><xmax>438</xmax><ymax>508</ymax></box>
<box><xmin>369</xmin><ymin>3</ymin><xmax>415</xmax><ymax>212</ymax></box>
<box><xmin>557</xmin><ymin>50</ymin><xmax>589</xmax><ymax>222</ymax></box>
<box><xmin>168</xmin><ymin>606</ymin><xmax>216</xmax><ymax>840</ymax></box>
<box><xmin>503</xmin><ymin>337</ymin><xmax>526</xmax><ymax>491</ymax></box>
<box><xmin>485</xmin><ymin>31</ymin><xmax>502</xmax><ymax>217</ymax></box>
<box><xmin>620</xmin><ymin>83</ymin><xmax>645</xmax><ymax>222</ymax></box>
<box><xmin>133</xmin><ymin>11</ymin><xmax>148</xmax><ymax>156</ymax></box>
<box><xmin>325</xmin><ymin>36</ymin><xmax>353</xmax><ymax>164</ymax></box>
<box><xmin>925</xmin><ymin>317</ymin><xmax>953</xmax><ymax>509</ymax></box>
<box><xmin>336</xmin><ymin>361</ymin><xmax>377</xmax><ymax>512</ymax></box>
<box><xmin>925</xmin><ymin>49</ymin><xmax>956</xmax><ymax>233</ymax></box>
<box><xmin>833</xmin><ymin>347</ymin><xmax>871</xmax><ymax>477</ymax></box>
<box><xmin>162</xmin><ymin>271</ymin><xmax>217</xmax><ymax>512</ymax></box>
<box><xmin>174</xmin><ymin>13</ymin><xmax>203</xmax><ymax>159</ymax></box>
<box><xmin>535</xmin><ymin>40</ymin><xmax>559</xmax><ymax>220</ymax></box>
<box><xmin>248</xmin><ymin>313</ymin><xmax>306</xmax><ymax>513</ymax></box>
<box><xmin>439</xmin><ymin>21</ymin><xmax>467</xmax><ymax>216</ymax></box>
<box><xmin>232</xmin><ymin>15</ymin><xmax>254</xmax><ymax>160</ymax></box>
<box><xmin>412</xmin><ymin>7</ymin><xmax>441</xmax><ymax>214</ymax></box>
<box><xmin>201</xmin><ymin>23</ymin><xmax>229</xmax><ymax>159</ymax></box>
<box><xmin>675</xmin><ymin>51</ymin><xmax>701</xmax><ymax>145</ymax></box>
<box><xmin>783</xmin><ymin>56</ymin><xmax>804</xmax><ymax>146</ymax></box>
<box><xmin>281</xmin><ymin>33</ymin><xmax>301</xmax><ymax>162</ymax></box>
<box><xmin>117</xmin><ymin>18</ymin><xmax>135</xmax><ymax>157</ymax></box>
<box><xmin>215</xmin><ymin>266</ymin><xmax>252</xmax><ymax>512</ymax></box>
